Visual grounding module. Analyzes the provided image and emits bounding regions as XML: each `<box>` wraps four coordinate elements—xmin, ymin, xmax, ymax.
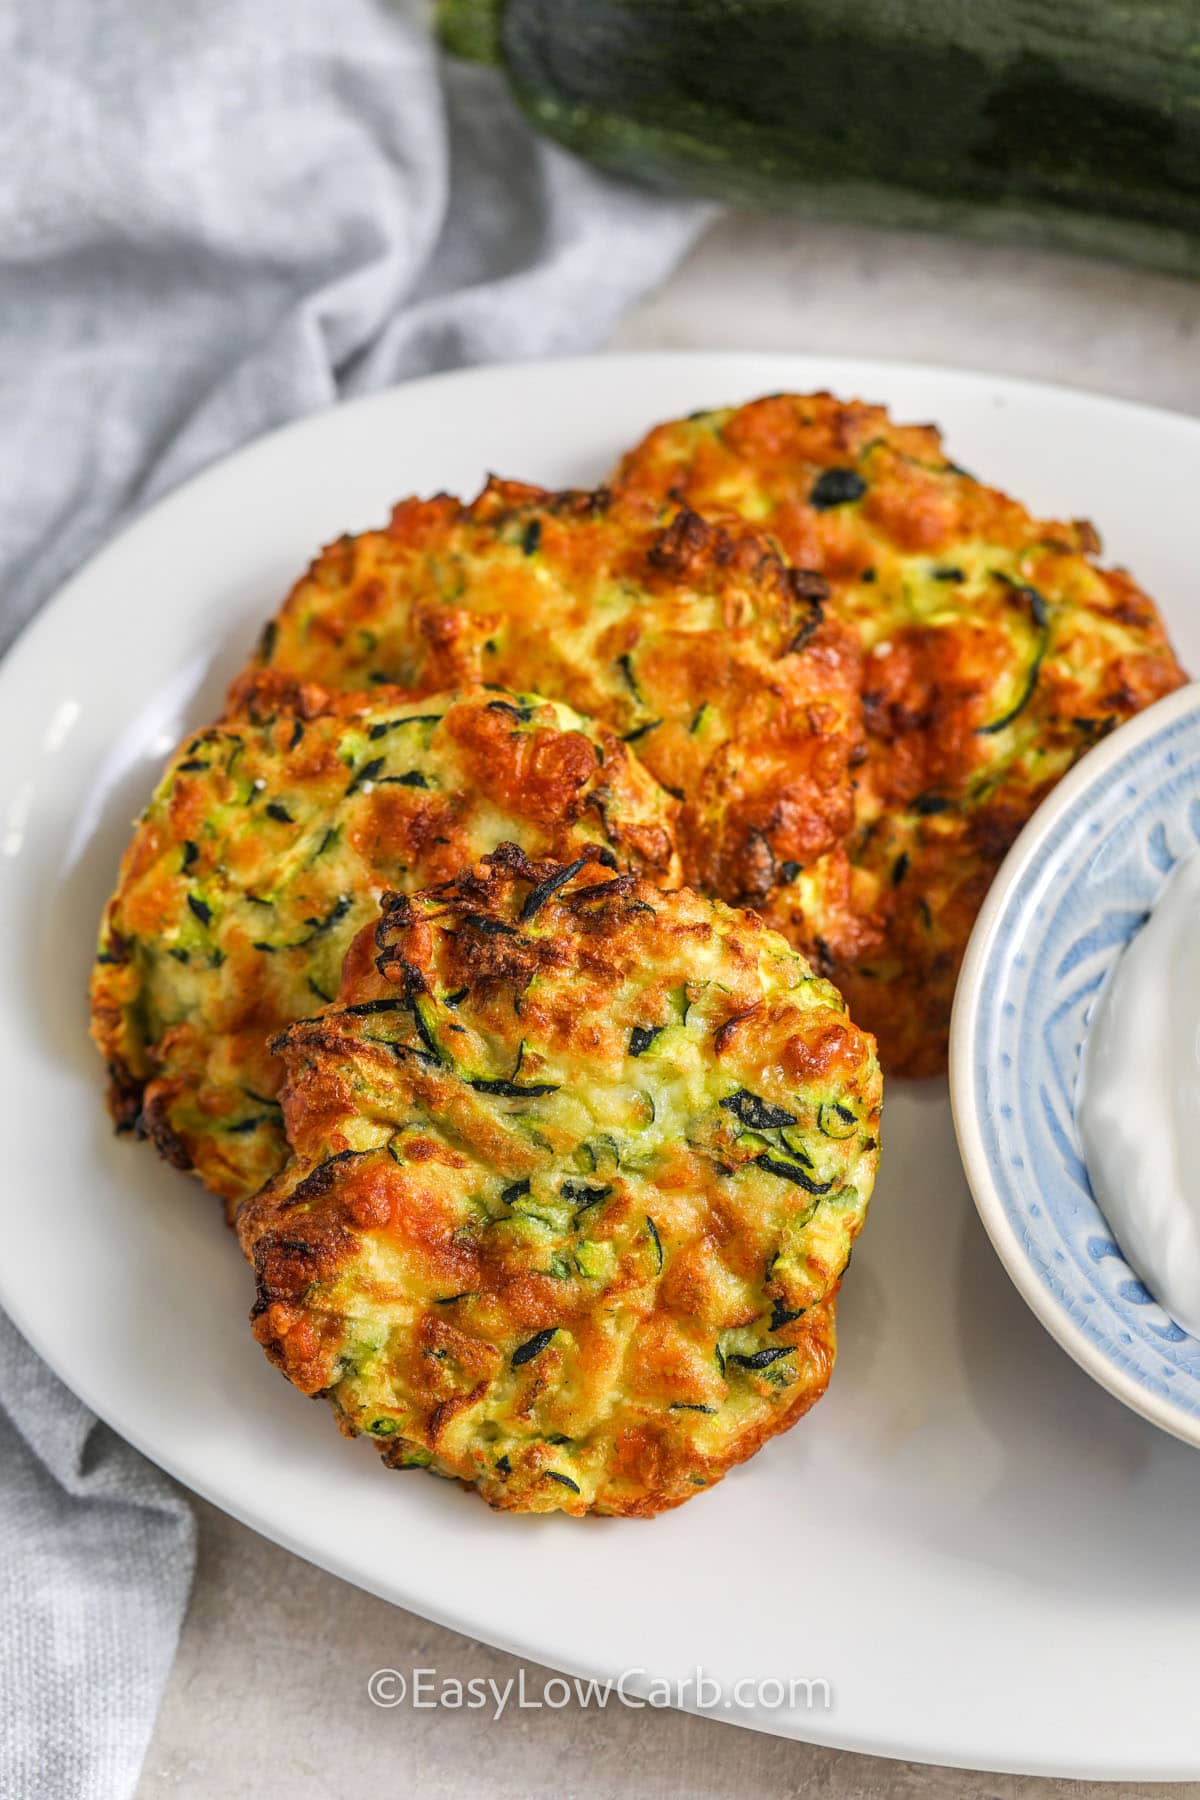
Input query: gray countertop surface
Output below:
<box><xmin>136</xmin><ymin>212</ymin><xmax>1200</xmax><ymax>1800</ymax></box>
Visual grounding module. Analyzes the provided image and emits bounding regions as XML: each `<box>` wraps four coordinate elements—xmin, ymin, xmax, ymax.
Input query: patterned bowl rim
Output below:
<box><xmin>950</xmin><ymin>679</ymin><xmax>1200</xmax><ymax>1449</ymax></box>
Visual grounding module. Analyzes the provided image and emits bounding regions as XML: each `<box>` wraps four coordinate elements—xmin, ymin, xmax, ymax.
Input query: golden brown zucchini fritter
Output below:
<box><xmin>236</xmin><ymin>479</ymin><xmax>863</xmax><ymax>906</ymax></box>
<box><xmin>90</xmin><ymin>676</ymin><xmax>679</xmax><ymax>1213</ymax></box>
<box><xmin>239</xmin><ymin>848</ymin><xmax>882</xmax><ymax>1517</ymax></box>
<box><xmin>612</xmin><ymin>393</ymin><xmax>1186</xmax><ymax>1074</ymax></box>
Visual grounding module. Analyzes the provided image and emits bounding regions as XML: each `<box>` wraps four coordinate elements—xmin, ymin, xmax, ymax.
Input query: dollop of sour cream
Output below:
<box><xmin>1078</xmin><ymin>848</ymin><xmax>1200</xmax><ymax>1339</ymax></box>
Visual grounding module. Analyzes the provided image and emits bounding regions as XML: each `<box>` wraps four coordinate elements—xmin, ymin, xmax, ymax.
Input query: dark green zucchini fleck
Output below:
<box><xmin>818</xmin><ymin>1101</ymin><xmax>857</xmax><ymax>1140</ymax></box>
<box><xmin>809</xmin><ymin>468</ymin><xmax>866</xmax><ymax>510</ymax></box>
<box><xmin>299</xmin><ymin>895</ymin><xmax>352</xmax><ymax>943</ymax></box>
<box><xmin>460</xmin><ymin>911</ymin><xmax>519</xmax><ymax>937</ymax></box>
<box><xmin>469</xmin><ymin>1075</ymin><xmax>559</xmax><ymax>1097</ymax></box>
<box><xmin>728</xmin><ymin>1346</ymin><xmax>794</xmax><ymax>1370</ymax></box>
<box><xmin>754</xmin><ymin>1152</ymin><xmax>834</xmax><ymax>1195</ymax></box>
<box><xmin>368</xmin><ymin>714</ymin><xmax>444</xmax><ymax>739</ymax></box>
<box><xmin>616</xmin><ymin>651</ymin><xmax>642</xmax><ymax>701</ymax></box>
<box><xmin>338</xmin><ymin>997</ymin><xmax>410</xmax><ymax>1017</ymax></box>
<box><xmin>519</xmin><ymin>855</ymin><xmax>591</xmax><ymax>921</ymax></box>
<box><xmin>512</xmin><ymin>1327</ymin><xmax>558</xmax><ymax>1367</ymax></box>
<box><xmin>978</xmin><ymin>583</ymin><xmax>1051</xmax><ymax>735</ymax></box>
<box><xmin>561</xmin><ymin>1180</ymin><xmax>612</xmax><ymax>1211</ymax></box>
<box><xmin>721</xmin><ymin>1089</ymin><xmax>797</xmax><ymax>1131</ymax></box>
<box><xmin>345</xmin><ymin>756</ymin><xmax>385</xmax><ymax>796</ymax></box>
<box><xmin>545</xmin><ymin>1470</ymin><xmax>581</xmax><ymax>1492</ymax></box>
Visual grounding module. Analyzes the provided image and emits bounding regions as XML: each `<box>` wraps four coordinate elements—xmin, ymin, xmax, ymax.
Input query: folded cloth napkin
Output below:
<box><xmin>0</xmin><ymin>3</ymin><xmax>710</xmax><ymax>1793</ymax></box>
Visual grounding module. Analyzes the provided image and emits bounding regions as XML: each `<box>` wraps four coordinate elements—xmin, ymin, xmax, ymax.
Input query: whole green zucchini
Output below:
<box><xmin>438</xmin><ymin>0</ymin><xmax>1200</xmax><ymax>279</ymax></box>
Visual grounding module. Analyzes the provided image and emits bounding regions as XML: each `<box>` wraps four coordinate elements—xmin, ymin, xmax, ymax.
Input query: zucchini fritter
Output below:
<box><xmin>90</xmin><ymin>677</ymin><xmax>680</xmax><ymax>1212</ymax></box>
<box><xmin>237</xmin><ymin>478</ymin><xmax>863</xmax><ymax>905</ymax></box>
<box><xmin>239</xmin><ymin>848</ymin><xmax>882</xmax><ymax>1517</ymax></box>
<box><xmin>612</xmin><ymin>393</ymin><xmax>1186</xmax><ymax>1074</ymax></box>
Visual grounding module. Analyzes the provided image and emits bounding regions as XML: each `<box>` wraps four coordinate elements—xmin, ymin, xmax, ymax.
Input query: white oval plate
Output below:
<box><xmin>4</xmin><ymin>354</ymin><xmax>1200</xmax><ymax>1782</ymax></box>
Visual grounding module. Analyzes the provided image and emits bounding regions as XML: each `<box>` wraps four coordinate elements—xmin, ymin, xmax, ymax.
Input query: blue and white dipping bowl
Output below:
<box><xmin>951</xmin><ymin>682</ymin><xmax>1200</xmax><ymax>1447</ymax></box>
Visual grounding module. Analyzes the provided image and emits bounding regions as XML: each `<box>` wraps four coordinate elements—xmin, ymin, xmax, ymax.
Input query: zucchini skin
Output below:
<box><xmin>438</xmin><ymin>0</ymin><xmax>1200</xmax><ymax>278</ymax></box>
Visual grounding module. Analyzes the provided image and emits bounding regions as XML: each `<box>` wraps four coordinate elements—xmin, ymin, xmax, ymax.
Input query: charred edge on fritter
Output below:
<box><xmin>137</xmin><ymin>1091</ymin><xmax>194</xmax><ymax>1171</ymax></box>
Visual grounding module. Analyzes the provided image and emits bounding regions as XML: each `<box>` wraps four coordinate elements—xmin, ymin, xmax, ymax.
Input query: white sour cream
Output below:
<box><xmin>1078</xmin><ymin>847</ymin><xmax>1200</xmax><ymax>1339</ymax></box>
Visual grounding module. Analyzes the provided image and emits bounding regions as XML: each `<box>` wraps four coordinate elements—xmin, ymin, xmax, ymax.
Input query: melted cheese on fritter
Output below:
<box><xmin>90</xmin><ymin>676</ymin><xmax>680</xmax><ymax>1211</ymax></box>
<box><xmin>239</xmin><ymin>850</ymin><xmax>882</xmax><ymax>1517</ymax></box>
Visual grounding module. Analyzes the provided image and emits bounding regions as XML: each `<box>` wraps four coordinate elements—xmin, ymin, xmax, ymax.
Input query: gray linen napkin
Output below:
<box><xmin>0</xmin><ymin>3</ymin><xmax>709</xmax><ymax>1793</ymax></box>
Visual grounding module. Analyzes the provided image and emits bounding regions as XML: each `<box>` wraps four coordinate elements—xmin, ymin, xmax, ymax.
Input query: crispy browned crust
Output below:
<box><xmin>612</xmin><ymin>392</ymin><xmax>1187</xmax><ymax>1074</ymax></box>
<box><xmin>234</xmin><ymin>478</ymin><xmax>865</xmax><ymax>908</ymax></box>
<box><xmin>239</xmin><ymin>850</ymin><xmax>881</xmax><ymax>1517</ymax></box>
<box><xmin>90</xmin><ymin>678</ymin><xmax>680</xmax><ymax>1213</ymax></box>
